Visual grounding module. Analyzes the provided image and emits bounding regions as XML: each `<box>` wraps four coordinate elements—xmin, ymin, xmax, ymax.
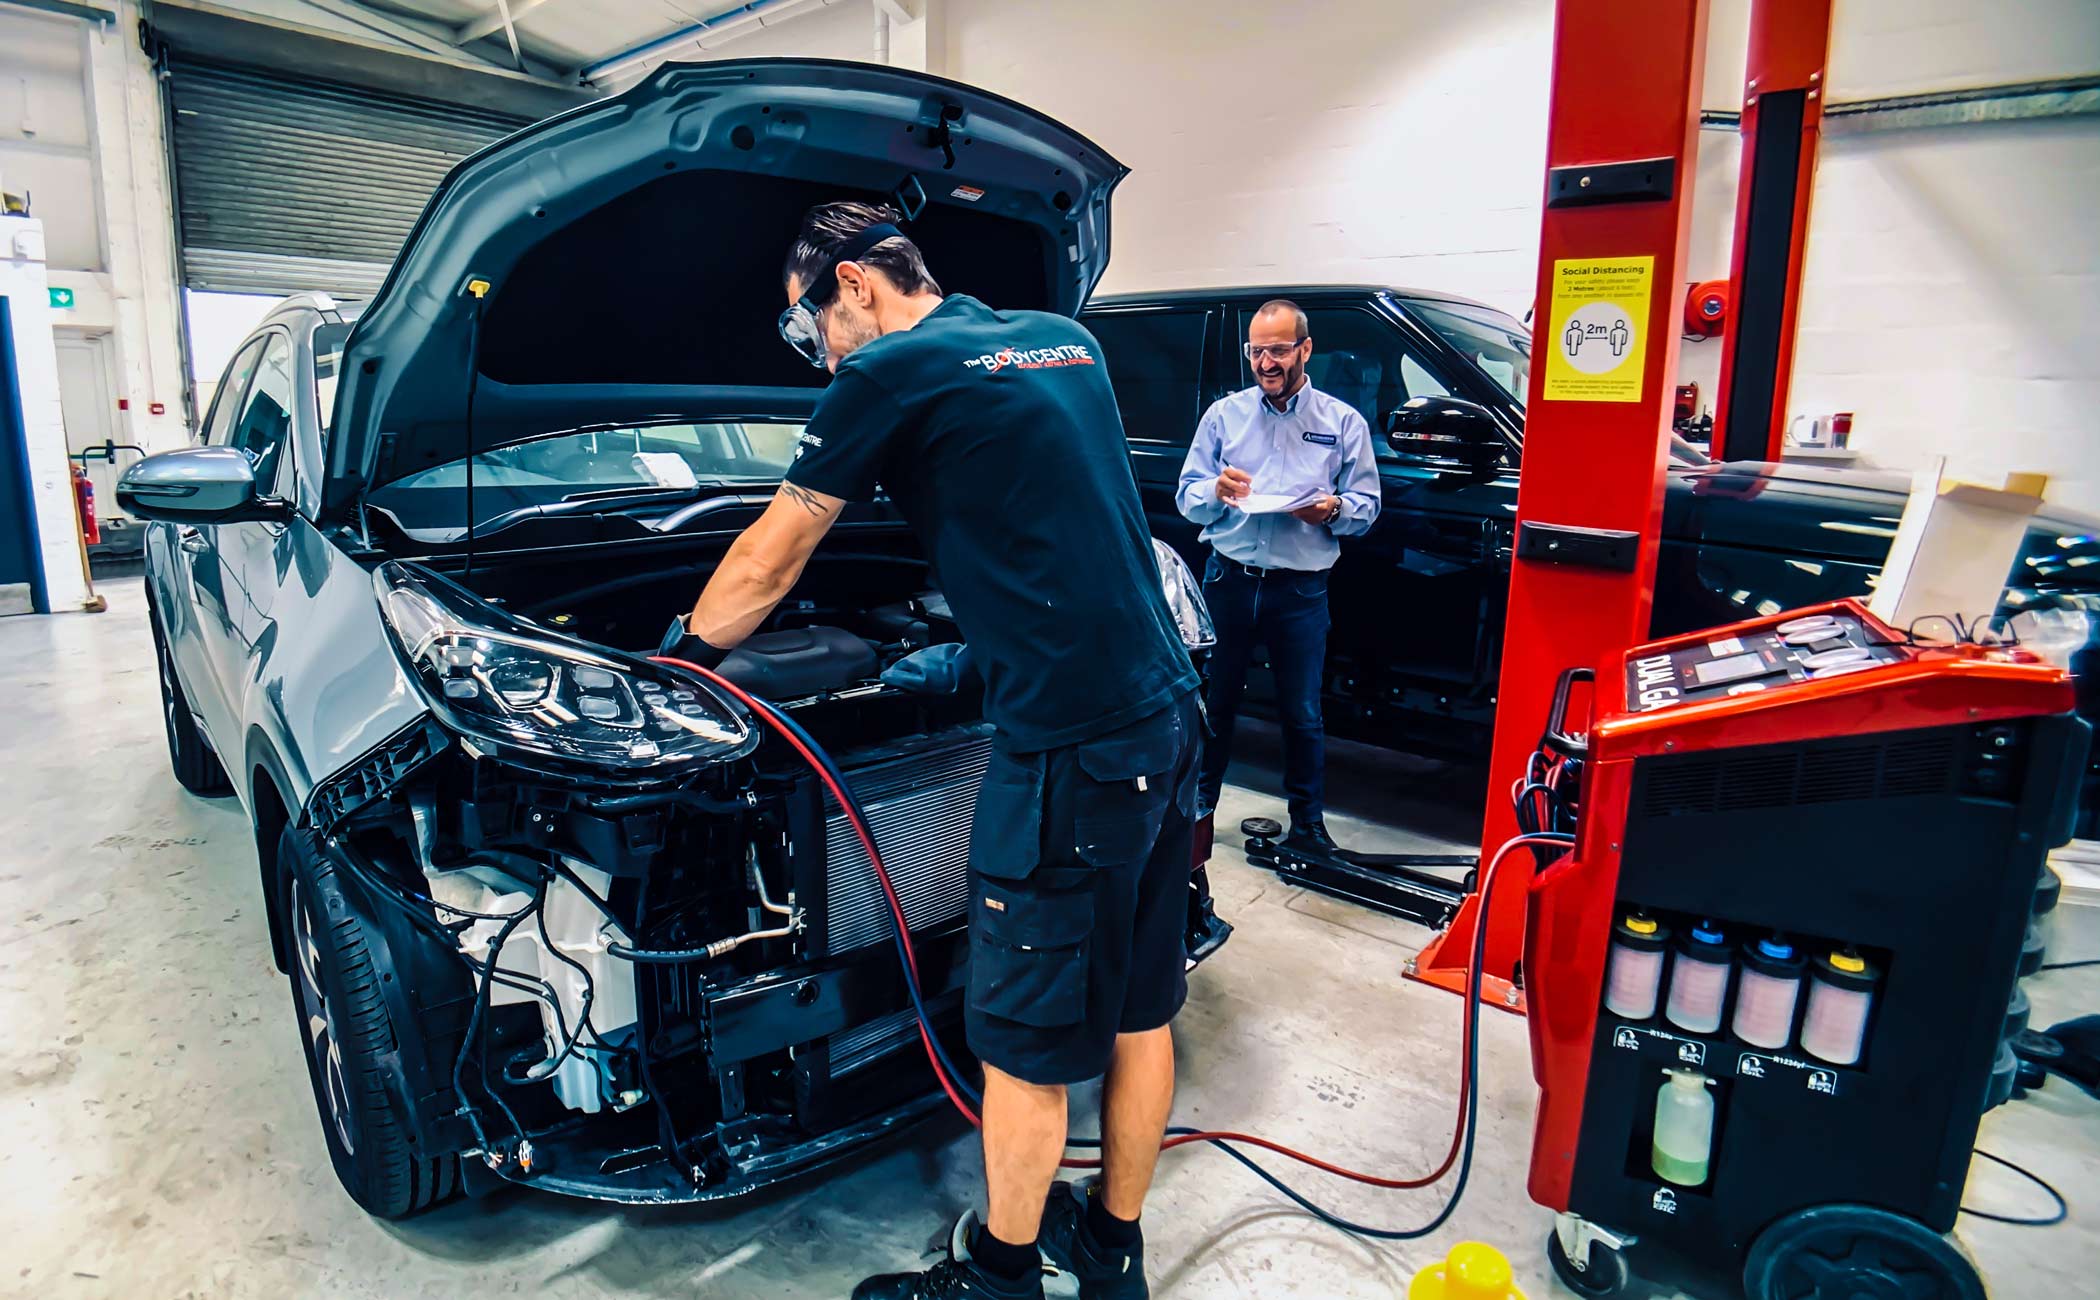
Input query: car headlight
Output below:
<box><xmin>1153</xmin><ymin>539</ymin><xmax>1216</xmax><ymax>651</ymax></box>
<box><xmin>376</xmin><ymin>563</ymin><xmax>756</xmax><ymax>770</ymax></box>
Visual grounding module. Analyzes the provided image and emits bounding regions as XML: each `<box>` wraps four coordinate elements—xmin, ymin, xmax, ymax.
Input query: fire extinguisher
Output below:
<box><xmin>73</xmin><ymin>464</ymin><xmax>100</xmax><ymax>546</ymax></box>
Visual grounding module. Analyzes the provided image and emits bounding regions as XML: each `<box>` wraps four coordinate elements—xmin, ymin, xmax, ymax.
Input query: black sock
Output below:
<box><xmin>1085</xmin><ymin>1187</ymin><xmax>1142</xmax><ymax>1250</ymax></box>
<box><xmin>971</xmin><ymin>1224</ymin><xmax>1039</xmax><ymax>1282</ymax></box>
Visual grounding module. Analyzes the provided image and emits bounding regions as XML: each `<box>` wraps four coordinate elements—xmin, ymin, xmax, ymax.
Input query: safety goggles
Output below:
<box><xmin>1243</xmin><ymin>341</ymin><xmax>1307</xmax><ymax>363</ymax></box>
<box><xmin>777</xmin><ymin>222</ymin><xmax>904</xmax><ymax>369</ymax></box>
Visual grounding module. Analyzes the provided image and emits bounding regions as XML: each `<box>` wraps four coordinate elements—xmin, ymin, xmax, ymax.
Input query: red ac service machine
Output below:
<box><xmin>1524</xmin><ymin>598</ymin><xmax>2088</xmax><ymax>1297</ymax></box>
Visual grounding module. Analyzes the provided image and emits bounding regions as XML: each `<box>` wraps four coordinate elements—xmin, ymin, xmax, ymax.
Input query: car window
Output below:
<box><xmin>226</xmin><ymin>332</ymin><xmax>295</xmax><ymax>492</ymax></box>
<box><xmin>1408</xmin><ymin>300</ymin><xmax>1531</xmax><ymax>407</ymax></box>
<box><xmin>313</xmin><ymin>321</ymin><xmax>353</xmax><ymax>436</ymax></box>
<box><xmin>366</xmin><ymin>421</ymin><xmax>808</xmax><ymax>534</ymax></box>
<box><xmin>1239</xmin><ymin>306</ymin><xmax>1455</xmax><ymax>460</ymax></box>
<box><xmin>201</xmin><ymin>336</ymin><xmax>269</xmax><ymax>448</ymax></box>
<box><xmin>1082</xmin><ymin>310</ymin><xmax>1210</xmax><ymax>445</ymax></box>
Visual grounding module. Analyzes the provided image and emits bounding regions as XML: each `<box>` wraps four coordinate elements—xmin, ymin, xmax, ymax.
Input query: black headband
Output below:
<box><xmin>802</xmin><ymin>223</ymin><xmax>905</xmax><ymax>306</ymax></box>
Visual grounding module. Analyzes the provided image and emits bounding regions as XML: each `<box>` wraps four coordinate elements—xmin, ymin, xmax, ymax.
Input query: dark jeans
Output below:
<box><xmin>1197</xmin><ymin>552</ymin><xmax>1330</xmax><ymax>826</ymax></box>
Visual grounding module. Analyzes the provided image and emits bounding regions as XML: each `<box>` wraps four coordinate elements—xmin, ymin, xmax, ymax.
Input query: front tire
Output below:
<box><xmin>277</xmin><ymin>826</ymin><xmax>460</xmax><ymax>1218</ymax></box>
<box><xmin>151</xmin><ymin>613</ymin><xmax>231</xmax><ymax>796</ymax></box>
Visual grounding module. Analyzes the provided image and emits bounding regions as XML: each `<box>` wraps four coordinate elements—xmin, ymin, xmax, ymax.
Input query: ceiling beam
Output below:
<box><xmin>454</xmin><ymin>0</ymin><xmax>560</xmax><ymax>47</ymax></box>
<box><xmin>304</xmin><ymin>0</ymin><xmax>570</xmax><ymax>83</ymax></box>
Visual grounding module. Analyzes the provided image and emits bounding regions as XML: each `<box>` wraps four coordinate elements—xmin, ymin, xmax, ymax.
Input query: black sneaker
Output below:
<box><xmin>1038</xmin><ymin>1179</ymin><xmax>1148</xmax><ymax>1300</ymax></box>
<box><xmin>852</xmin><ymin>1210</ymin><xmax>1048</xmax><ymax>1300</ymax></box>
<box><xmin>1280</xmin><ymin>820</ymin><xmax>1341</xmax><ymax>857</ymax></box>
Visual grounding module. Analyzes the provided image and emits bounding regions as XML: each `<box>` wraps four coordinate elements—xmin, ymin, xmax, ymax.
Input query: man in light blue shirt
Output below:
<box><xmin>1177</xmin><ymin>299</ymin><xmax>1381</xmax><ymax>855</ymax></box>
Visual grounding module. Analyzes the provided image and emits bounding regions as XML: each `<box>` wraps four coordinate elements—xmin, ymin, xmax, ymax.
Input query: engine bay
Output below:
<box><xmin>305</xmin><ymin>537</ymin><xmax>994</xmax><ymax>1198</ymax></box>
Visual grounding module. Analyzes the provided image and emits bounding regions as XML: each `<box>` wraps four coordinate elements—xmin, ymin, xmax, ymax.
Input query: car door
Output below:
<box><xmin>1082</xmin><ymin>303</ymin><xmax>1221</xmax><ymax>568</ymax></box>
<box><xmin>1238</xmin><ymin>302</ymin><xmax>1513</xmax><ymax>736</ymax></box>
<box><xmin>164</xmin><ymin>334</ymin><xmax>269</xmax><ymax>751</ymax></box>
<box><xmin>212</xmin><ymin>329</ymin><xmax>300</xmax><ymax>662</ymax></box>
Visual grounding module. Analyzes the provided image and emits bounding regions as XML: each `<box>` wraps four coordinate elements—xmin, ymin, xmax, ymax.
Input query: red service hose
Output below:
<box><xmin>652</xmin><ymin>653</ymin><xmax>1549</xmax><ymax>1190</ymax></box>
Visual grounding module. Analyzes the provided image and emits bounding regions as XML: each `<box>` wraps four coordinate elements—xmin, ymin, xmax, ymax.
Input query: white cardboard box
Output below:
<box><xmin>1868</xmin><ymin>457</ymin><xmax>2047</xmax><ymax>633</ymax></box>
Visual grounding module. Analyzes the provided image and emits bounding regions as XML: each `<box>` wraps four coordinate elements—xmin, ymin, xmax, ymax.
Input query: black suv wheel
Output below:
<box><xmin>151</xmin><ymin>610</ymin><xmax>231</xmax><ymax>796</ymax></box>
<box><xmin>276</xmin><ymin>826</ymin><xmax>460</xmax><ymax>1218</ymax></box>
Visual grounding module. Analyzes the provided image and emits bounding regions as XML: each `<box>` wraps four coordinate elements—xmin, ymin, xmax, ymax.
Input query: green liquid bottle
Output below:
<box><xmin>1652</xmin><ymin>1068</ymin><xmax>1715</xmax><ymax>1187</ymax></box>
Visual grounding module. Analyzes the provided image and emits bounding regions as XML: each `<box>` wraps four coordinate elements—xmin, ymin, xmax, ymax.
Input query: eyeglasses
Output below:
<box><xmin>1243</xmin><ymin>341</ymin><xmax>1306</xmax><ymax>363</ymax></box>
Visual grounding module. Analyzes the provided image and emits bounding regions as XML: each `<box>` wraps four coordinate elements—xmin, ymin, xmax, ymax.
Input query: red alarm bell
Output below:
<box><xmin>1683</xmin><ymin>279</ymin><xmax>1729</xmax><ymax>338</ymax></box>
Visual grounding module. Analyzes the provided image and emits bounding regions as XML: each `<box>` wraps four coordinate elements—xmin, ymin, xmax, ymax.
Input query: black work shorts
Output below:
<box><xmin>963</xmin><ymin>691</ymin><xmax>1203</xmax><ymax>1086</ymax></box>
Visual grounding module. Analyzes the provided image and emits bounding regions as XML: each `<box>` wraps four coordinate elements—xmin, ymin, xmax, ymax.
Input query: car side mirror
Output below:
<box><xmin>1386</xmin><ymin>396</ymin><xmax>1503</xmax><ymax>471</ymax></box>
<box><xmin>117</xmin><ymin>447</ymin><xmax>290</xmax><ymax>524</ymax></box>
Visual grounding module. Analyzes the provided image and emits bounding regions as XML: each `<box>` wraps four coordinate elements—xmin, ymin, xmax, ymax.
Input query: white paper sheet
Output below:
<box><xmin>1234</xmin><ymin>488</ymin><xmax>1325</xmax><ymax>515</ymax></box>
<box><xmin>632</xmin><ymin>451</ymin><xmax>699</xmax><ymax>489</ymax></box>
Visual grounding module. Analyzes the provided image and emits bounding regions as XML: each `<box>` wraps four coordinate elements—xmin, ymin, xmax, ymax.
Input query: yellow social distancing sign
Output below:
<box><xmin>1542</xmin><ymin>256</ymin><xmax>1654</xmax><ymax>403</ymax></box>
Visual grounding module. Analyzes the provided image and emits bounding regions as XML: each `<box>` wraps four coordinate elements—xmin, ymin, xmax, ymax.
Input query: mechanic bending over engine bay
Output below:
<box><xmin>660</xmin><ymin>202</ymin><xmax>1203</xmax><ymax>1300</ymax></box>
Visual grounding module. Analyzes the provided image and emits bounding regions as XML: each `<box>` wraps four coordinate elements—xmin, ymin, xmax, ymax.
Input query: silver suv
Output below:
<box><xmin>120</xmin><ymin>59</ymin><xmax>1224</xmax><ymax>1218</ymax></box>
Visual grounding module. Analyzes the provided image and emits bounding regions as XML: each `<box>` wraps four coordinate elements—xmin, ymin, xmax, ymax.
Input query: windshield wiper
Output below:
<box><xmin>557</xmin><ymin>484</ymin><xmax>715</xmax><ymax>504</ymax></box>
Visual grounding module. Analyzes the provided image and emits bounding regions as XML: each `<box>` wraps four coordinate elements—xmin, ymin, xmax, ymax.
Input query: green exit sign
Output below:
<box><xmin>49</xmin><ymin>286</ymin><xmax>75</xmax><ymax>310</ymax></box>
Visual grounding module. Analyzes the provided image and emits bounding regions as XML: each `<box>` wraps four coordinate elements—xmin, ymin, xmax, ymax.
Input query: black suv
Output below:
<box><xmin>1081</xmin><ymin>287</ymin><xmax>2100</xmax><ymax>832</ymax></box>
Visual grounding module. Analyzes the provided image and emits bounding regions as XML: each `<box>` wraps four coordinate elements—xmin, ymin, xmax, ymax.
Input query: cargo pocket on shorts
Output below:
<box><xmin>969</xmin><ymin>873</ymin><xmax>1094</xmax><ymax>1028</ymax></box>
<box><xmin>967</xmin><ymin>747</ymin><xmax>1092</xmax><ymax>1028</ymax></box>
<box><xmin>1071</xmin><ymin>711</ymin><xmax>1180</xmax><ymax>866</ymax></box>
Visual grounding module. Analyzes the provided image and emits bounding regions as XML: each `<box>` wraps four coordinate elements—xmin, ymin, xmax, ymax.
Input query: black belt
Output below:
<box><xmin>1218</xmin><ymin>557</ymin><xmax>1317</xmax><ymax>580</ymax></box>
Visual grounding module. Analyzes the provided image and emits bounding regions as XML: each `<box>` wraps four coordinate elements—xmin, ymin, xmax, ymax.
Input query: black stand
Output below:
<box><xmin>1238</xmin><ymin>817</ymin><xmax>1476</xmax><ymax>931</ymax></box>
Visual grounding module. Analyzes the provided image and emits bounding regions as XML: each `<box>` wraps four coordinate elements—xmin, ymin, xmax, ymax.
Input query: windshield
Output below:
<box><xmin>366</xmin><ymin>421</ymin><xmax>806</xmax><ymax>536</ymax></box>
<box><xmin>1409</xmin><ymin>300</ymin><xmax>1531</xmax><ymax>407</ymax></box>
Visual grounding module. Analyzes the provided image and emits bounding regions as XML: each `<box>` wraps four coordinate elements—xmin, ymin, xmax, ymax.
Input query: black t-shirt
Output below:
<box><xmin>786</xmin><ymin>295</ymin><xmax>1197</xmax><ymax>751</ymax></box>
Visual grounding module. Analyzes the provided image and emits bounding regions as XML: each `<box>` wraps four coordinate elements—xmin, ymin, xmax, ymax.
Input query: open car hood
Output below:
<box><xmin>323</xmin><ymin>58</ymin><xmax>1126</xmax><ymax>520</ymax></box>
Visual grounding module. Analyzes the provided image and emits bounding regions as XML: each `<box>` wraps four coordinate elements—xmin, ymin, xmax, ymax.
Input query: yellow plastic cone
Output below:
<box><xmin>1407</xmin><ymin>1241</ymin><xmax>1527</xmax><ymax>1300</ymax></box>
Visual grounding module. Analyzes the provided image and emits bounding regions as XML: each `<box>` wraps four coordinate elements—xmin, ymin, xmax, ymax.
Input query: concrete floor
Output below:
<box><xmin>5</xmin><ymin>579</ymin><xmax>2099</xmax><ymax>1298</ymax></box>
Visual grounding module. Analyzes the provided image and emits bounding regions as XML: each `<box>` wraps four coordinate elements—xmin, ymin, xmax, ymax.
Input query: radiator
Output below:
<box><xmin>821</xmin><ymin>724</ymin><xmax>994</xmax><ymax>957</ymax></box>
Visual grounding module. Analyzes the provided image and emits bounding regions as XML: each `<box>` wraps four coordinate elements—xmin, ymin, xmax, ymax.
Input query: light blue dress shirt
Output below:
<box><xmin>1175</xmin><ymin>382</ymin><xmax>1382</xmax><ymax>572</ymax></box>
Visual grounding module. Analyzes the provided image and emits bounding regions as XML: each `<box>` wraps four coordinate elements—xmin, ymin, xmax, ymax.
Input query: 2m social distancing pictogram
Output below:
<box><xmin>1542</xmin><ymin>255</ymin><xmax>1654</xmax><ymax>403</ymax></box>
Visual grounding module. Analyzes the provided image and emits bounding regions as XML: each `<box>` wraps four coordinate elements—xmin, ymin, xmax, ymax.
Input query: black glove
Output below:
<box><xmin>658</xmin><ymin>615</ymin><xmax>732</xmax><ymax>670</ymax></box>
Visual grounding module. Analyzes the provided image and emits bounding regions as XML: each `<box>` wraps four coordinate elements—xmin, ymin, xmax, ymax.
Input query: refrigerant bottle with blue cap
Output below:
<box><xmin>1664</xmin><ymin>919</ymin><xmax>1733</xmax><ymax>1034</ymax></box>
<box><xmin>1733</xmin><ymin>934</ymin><xmax>1806</xmax><ymax>1050</ymax></box>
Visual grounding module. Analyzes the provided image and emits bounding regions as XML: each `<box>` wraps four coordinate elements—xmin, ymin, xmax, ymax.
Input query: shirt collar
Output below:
<box><xmin>1260</xmin><ymin>379</ymin><xmax>1314</xmax><ymax>416</ymax></box>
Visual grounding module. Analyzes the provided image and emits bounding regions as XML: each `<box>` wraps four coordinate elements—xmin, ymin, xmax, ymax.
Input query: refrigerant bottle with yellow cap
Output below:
<box><xmin>1603</xmin><ymin>911</ymin><xmax>1669</xmax><ymax>1020</ymax></box>
<box><xmin>1801</xmin><ymin>947</ymin><xmax>1880</xmax><ymax>1066</ymax></box>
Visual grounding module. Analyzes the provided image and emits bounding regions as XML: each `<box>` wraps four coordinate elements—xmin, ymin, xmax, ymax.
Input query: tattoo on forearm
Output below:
<box><xmin>779</xmin><ymin>481</ymin><xmax>828</xmax><ymax>516</ymax></box>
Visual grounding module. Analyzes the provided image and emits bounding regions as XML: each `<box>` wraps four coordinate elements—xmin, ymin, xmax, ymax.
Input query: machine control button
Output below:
<box><xmin>1784</xmin><ymin>626</ymin><xmax>1849</xmax><ymax>648</ymax></box>
<box><xmin>1776</xmin><ymin>614</ymin><xmax>1839</xmax><ymax>635</ymax></box>
<box><xmin>1802</xmin><ymin>646</ymin><xmax>1871</xmax><ymax>669</ymax></box>
<box><xmin>1810</xmin><ymin>662</ymin><xmax>1876</xmax><ymax>679</ymax></box>
<box><xmin>1726</xmin><ymin>682</ymin><xmax>1770</xmax><ymax>696</ymax></box>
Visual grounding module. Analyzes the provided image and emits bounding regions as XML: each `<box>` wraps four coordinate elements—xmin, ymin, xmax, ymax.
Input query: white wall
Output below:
<box><xmin>1683</xmin><ymin>0</ymin><xmax>2100</xmax><ymax>505</ymax></box>
<box><xmin>0</xmin><ymin>3</ymin><xmax>191</xmax><ymax>466</ymax></box>
<box><xmin>657</xmin><ymin>0</ymin><xmax>2098</xmax><ymax>506</ymax></box>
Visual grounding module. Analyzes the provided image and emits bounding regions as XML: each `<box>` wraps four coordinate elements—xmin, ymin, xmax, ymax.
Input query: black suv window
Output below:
<box><xmin>225</xmin><ymin>332</ymin><xmax>295</xmax><ymax>493</ymax></box>
<box><xmin>1083</xmin><ymin>309</ymin><xmax>1210</xmax><ymax>445</ymax></box>
<box><xmin>1238</xmin><ymin>305</ymin><xmax>1453</xmax><ymax>455</ymax></box>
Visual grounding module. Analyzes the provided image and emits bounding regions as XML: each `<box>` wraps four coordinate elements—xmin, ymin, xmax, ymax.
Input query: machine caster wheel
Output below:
<box><xmin>1240</xmin><ymin>816</ymin><xmax>1282</xmax><ymax>840</ymax></box>
<box><xmin>1547</xmin><ymin>1230</ymin><xmax>1629</xmax><ymax>1297</ymax></box>
<box><xmin>1744</xmin><ymin>1204</ymin><xmax>1984</xmax><ymax>1300</ymax></box>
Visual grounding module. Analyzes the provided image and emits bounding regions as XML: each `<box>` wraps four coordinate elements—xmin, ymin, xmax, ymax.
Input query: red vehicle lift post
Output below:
<box><xmin>1411</xmin><ymin>0</ymin><xmax>1712</xmax><ymax>1007</ymax></box>
<box><xmin>1711</xmin><ymin>0</ymin><xmax>1836</xmax><ymax>462</ymax></box>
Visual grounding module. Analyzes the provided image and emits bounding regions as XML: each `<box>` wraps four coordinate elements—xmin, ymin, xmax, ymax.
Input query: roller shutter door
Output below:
<box><xmin>167</xmin><ymin>60</ymin><xmax>531</xmax><ymax>299</ymax></box>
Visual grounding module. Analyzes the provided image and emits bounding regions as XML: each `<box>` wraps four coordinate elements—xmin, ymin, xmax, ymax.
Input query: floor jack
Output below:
<box><xmin>1239</xmin><ymin>817</ymin><xmax>1476</xmax><ymax>932</ymax></box>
